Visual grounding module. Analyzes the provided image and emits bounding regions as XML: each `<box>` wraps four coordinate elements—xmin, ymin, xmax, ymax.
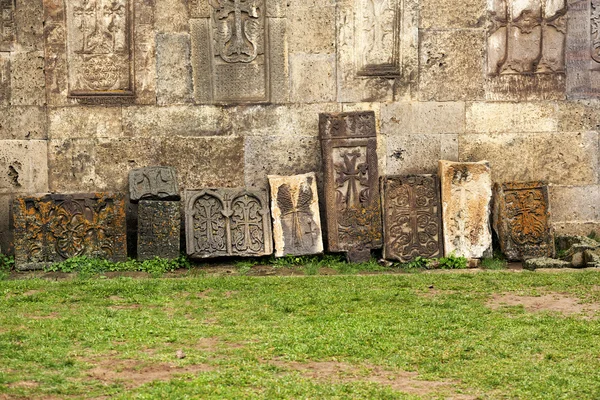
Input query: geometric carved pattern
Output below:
<box><xmin>185</xmin><ymin>188</ymin><xmax>273</xmax><ymax>258</ymax></box>
<box><xmin>381</xmin><ymin>175</ymin><xmax>443</xmax><ymax>263</ymax></box>
<box><xmin>66</xmin><ymin>0</ymin><xmax>134</xmax><ymax>98</ymax></box>
<box><xmin>13</xmin><ymin>193</ymin><xmax>127</xmax><ymax>270</ymax></box>
<box><xmin>487</xmin><ymin>0</ymin><xmax>567</xmax><ymax>76</ymax></box>
<box><xmin>137</xmin><ymin>200</ymin><xmax>181</xmax><ymax>261</ymax></box>
<box><xmin>319</xmin><ymin>111</ymin><xmax>382</xmax><ymax>263</ymax></box>
<box><xmin>129</xmin><ymin>166</ymin><xmax>179</xmax><ymax>202</ymax></box>
<box><xmin>0</xmin><ymin>0</ymin><xmax>15</xmax><ymax>50</ymax></box>
<box><xmin>493</xmin><ymin>181</ymin><xmax>555</xmax><ymax>261</ymax></box>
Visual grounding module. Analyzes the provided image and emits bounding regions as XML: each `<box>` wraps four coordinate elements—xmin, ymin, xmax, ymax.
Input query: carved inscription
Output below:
<box><xmin>185</xmin><ymin>188</ymin><xmax>273</xmax><ymax>258</ymax></box>
<box><xmin>269</xmin><ymin>173</ymin><xmax>324</xmax><ymax>257</ymax></box>
<box><xmin>66</xmin><ymin>0</ymin><xmax>134</xmax><ymax>97</ymax></box>
<box><xmin>355</xmin><ymin>0</ymin><xmax>401</xmax><ymax>76</ymax></box>
<box><xmin>320</xmin><ymin>112</ymin><xmax>382</xmax><ymax>263</ymax></box>
<box><xmin>13</xmin><ymin>193</ymin><xmax>127</xmax><ymax>270</ymax></box>
<box><xmin>493</xmin><ymin>182</ymin><xmax>554</xmax><ymax>260</ymax></box>
<box><xmin>129</xmin><ymin>166</ymin><xmax>179</xmax><ymax>202</ymax></box>
<box><xmin>0</xmin><ymin>0</ymin><xmax>14</xmax><ymax>49</ymax></box>
<box><xmin>487</xmin><ymin>0</ymin><xmax>567</xmax><ymax>76</ymax></box>
<box><xmin>381</xmin><ymin>175</ymin><xmax>443</xmax><ymax>263</ymax></box>
<box><xmin>137</xmin><ymin>200</ymin><xmax>181</xmax><ymax>261</ymax></box>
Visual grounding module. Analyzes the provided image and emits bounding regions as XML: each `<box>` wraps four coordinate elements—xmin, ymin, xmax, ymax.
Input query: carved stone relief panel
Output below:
<box><xmin>486</xmin><ymin>0</ymin><xmax>567</xmax><ymax>100</ymax></box>
<box><xmin>185</xmin><ymin>188</ymin><xmax>273</xmax><ymax>258</ymax></box>
<box><xmin>381</xmin><ymin>175</ymin><xmax>443</xmax><ymax>263</ymax></box>
<box><xmin>319</xmin><ymin>112</ymin><xmax>382</xmax><ymax>263</ymax></box>
<box><xmin>129</xmin><ymin>166</ymin><xmax>179</xmax><ymax>202</ymax></box>
<box><xmin>13</xmin><ymin>193</ymin><xmax>127</xmax><ymax>270</ymax></box>
<box><xmin>0</xmin><ymin>0</ymin><xmax>15</xmax><ymax>51</ymax></box>
<box><xmin>268</xmin><ymin>173</ymin><xmax>323</xmax><ymax>258</ymax></box>
<box><xmin>493</xmin><ymin>182</ymin><xmax>555</xmax><ymax>261</ymax></box>
<box><xmin>137</xmin><ymin>200</ymin><xmax>181</xmax><ymax>261</ymax></box>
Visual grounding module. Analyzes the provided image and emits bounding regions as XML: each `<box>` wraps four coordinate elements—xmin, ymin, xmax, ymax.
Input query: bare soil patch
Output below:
<box><xmin>269</xmin><ymin>360</ymin><xmax>475</xmax><ymax>399</ymax></box>
<box><xmin>487</xmin><ymin>293</ymin><xmax>600</xmax><ymax>317</ymax></box>
<box><xmin>25</xmin><ymin>312</ymin><xmax>59</xmax><ymax>320</ymax></box>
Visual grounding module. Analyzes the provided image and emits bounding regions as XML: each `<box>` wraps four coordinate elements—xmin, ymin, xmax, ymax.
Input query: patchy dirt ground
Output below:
<box><xmin>486</xmin><ymin>293</ymin><xmax>600</xmax><ymax>317</ymax></box>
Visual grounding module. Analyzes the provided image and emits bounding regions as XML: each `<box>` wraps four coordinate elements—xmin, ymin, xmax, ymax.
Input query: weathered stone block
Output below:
<box><xmin>0</xmin><ymin>0</ymin><xmax>15</xmax><ymax>51</ymax></box>
<box><xmin>155</xmin><ymin>0</ymin><xmax>188</xmax><ymax>33</ymax></box>
<box><xmin>386</xmin><ymin>134</ymin><xmax>458</xmax><ymax>176</ymax></box>
<box><xmin>465</xmin><ymin>103</ymin><xmax>558</xmax><ymax>134</ymax></box>
<box><xmin>290</xmin><ymin>54</ymin><xmax>336</xmax><ymax>103</ymax></box>
<box><xmin>14</xmin><ymin>0</ymin><xmax>44</xmax><ymax>51</ymax></box>
<box><xmin>0</xmin><ymin>53</ymin><xmax>9</xmax><ymax>106</ymax></box>
<box><xmin>319</xmin><ymin>111</ymin><xmax>383</xmax><ymax>262</ymax></box>
<box><xmin>185</xmin><ymin>188</ymin><xmax>273</xmax><ymax>258</ymax></box>
<box><xmin>137</xmin><ymin>200</ymin><xmax>181</xmax><ymax>261</ymax></box>
<box><xmin>13</xmin><ymin>193</ymin><xmax>127</xmax><ymax>270</ymax></box>
<box><xmin>268</xmin><ymin>173</ymin><xmax>323</xmax><ymax>257</ymax></box>
<box><xmin>48</xmin><ymin>107</ymin><xmax>123</xmax><ymax>140</ymax></box>
<box><xmin>156</xmin><ymin>33</ymin><xmax>193</xmax><ymax>105</ymax></box>
<box><xmin>0</xmin><ymin>140</ymin><xmax>47</xmax><ymax>193</ymax></box>
<box><xmin>420</xmin><ymin>0</ymin><xmax>485</xmax><ymax>29</ymax></box>
<box><xmin>381</xmin><ymin>102</ymin><xmax>465</xmax><ymax>135</ymax></box>
<box><xmin>381</xmin><ymin>175</ymin><xmax>443</xmax><ymax>262</ymax></box>
<box><xmin>287</xmin><ymin>6</ymin><xmax>335</xmax><ymax>54</ymax></box>
<box><xmin>48</xmin><ymin>139</ymin><xmax>96</xmax><ymax>192</ymax></box>
<box><xmin>493</xmin><ymin>182</ymin><xmax>555</xmax><ymax>261</ymax></box>
<box><xmin>550</xmin><ymin>185</ymin><xmax>600</xmax><ymax>223</ymax></box>
<box><xmin>11</xmin><ymin>51</ymin><xmax>45</xmax><ymax>106</ymax></box>
<box><xmin>129</xmin><ymin>166</ymin><xmax>179</xmax><ymax>202</ymax></box>
<box><xmin>439</xmin><ymin>160</ymin><xmax>492</xmax><ymax>259</ymax></box>
<box><xmin>0</xmin><ymin>107</ymin><xmax>47</xmax><ymax>140</ymax></box>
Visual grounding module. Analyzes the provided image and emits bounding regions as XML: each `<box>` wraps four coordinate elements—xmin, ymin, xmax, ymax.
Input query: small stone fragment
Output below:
<box><xmin>524</xmin><ymin>257</ymin><xmax>572</xmax><ymax>271</ymax></box>
<box><xmin>176</xmin><ymin>350</ymin><xmax>186</xmax><ymax>359</ymax></box>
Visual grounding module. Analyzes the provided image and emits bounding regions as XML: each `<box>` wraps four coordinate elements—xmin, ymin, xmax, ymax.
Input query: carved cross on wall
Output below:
<box><xmin>450</xmin><ymin>168</ymin><xmax>475</xmax><ymax>251</ymax></box>
<box><xmin>232</xmin><ymin>196</ymin><xmax>263</xmax><ymax>252</ymax></box>
<box><xmin>211</xmin><ymin>0</ymin><xmax>260</xmax><ymax>63</ymax></box>
<box><xmin>73</xmin><ymin>0</ymin><xmax>97</xmax><ymax>53</ymax></box>
<box><xmin>335</xmin><ymin>149</ymin><xmax>369</xmax><ymax>210</ymax></box>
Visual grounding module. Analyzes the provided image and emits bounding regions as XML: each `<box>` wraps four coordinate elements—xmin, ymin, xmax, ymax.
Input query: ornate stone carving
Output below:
<box><xmin>381</xmin><ymin>175</ymin><xmax>443</xmax><ymax>262</ymax></box>
<box><xmin>439</xmin><ymin>161</ymin><xmax>493</xmax><ymax>259</ymax></box>
<box><xmin>137</xmin><ymin>200</ymin><xmax>181</xmax><ymax>261</ymax></box>
<box><xmin>268</xmin><ymin>173</ymin><xmax>323</xmax><ymax>257</ymax></box>
<box><xmin>0</xmin><ymin>0</ymin><xmax>15</xmax><ymax>50</ymax></box>
<box><xmin>320</xmin><ymin>112</ymin><xmax>382</xmax><ymax>263</ymax></box>
<box><xmin>66</xmin><ymin>0</ymin><xmax>134</xmax><ymax>97</ymax></box>
<box><xmin>592</xmin><ymin>0</ymin><xmax>600</xmax><ymax>62</ymax></box>
<box><xmin>13</xmin><ymin>193</ymin><xmax>127</xmax><ymax>270</ymax></box>
<box><xmin>185</xmin><ymin>188</ymin><xmax>273</xmax><ymax>258</ymax></box>
<box><xmin>493</xmin><ymin>182</ymin><xmax>555</xmax><ymax>260</ymax></box>
<box><xmin>355</xmin><ymin>0</ymin><xmax>401</xmax><ymax>76</ymax></box>
<box><xmin>212</xmin><ymin>0</ymin><xmax>262</xmax><ymax>64</ymax></box>
<box><xmin>129</xmin><ymin>166</ymin><xmax>179</xmax><ymax>202</ymax></box>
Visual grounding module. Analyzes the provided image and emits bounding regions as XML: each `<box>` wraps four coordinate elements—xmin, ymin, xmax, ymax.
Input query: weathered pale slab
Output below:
<box><xmin>13</xmin><ymin>193</ymin><xmax>127</xmax><ymax>270</ymax></box>
<box><xmin>439</xmin><ymin>160</ymin><xmax>492</xmax><ymax>259</ymax></box>
<box><xmin>493</xmin><ymin>181</ymin><xmax>555</xmax><ymax>261</ymax></box>
<box><xmin>381</xmin><ymin>175</ymin><xmax>443</xmax><ymax>262</ymax></box>
<box><xmin>129</xmin><ymin>166</ymin><xmax>179</xmax><ymax>202</ymax></box>
<box><xmin>137</xmin><ymin>200</ymin><xmax>180</xmax><ymax>261</ymax></box>
<box><xmin>185</xmin><ymin>188</ymin><xmax>273</xmax><ymax>258</ymax></box>
<box><xmin>268</xmin><ymin>173</ymin><xmax>323</xmax><ymax>257</ymax></box>
<box><xmin>319</xmin><ymin>111</ymin><xmax>382</xmax><ymax>263</ymax></box>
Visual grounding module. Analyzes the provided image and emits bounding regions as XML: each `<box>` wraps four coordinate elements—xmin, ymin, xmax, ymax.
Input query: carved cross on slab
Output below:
<box><xmin>211</xmin><ymin>0</ymin><xmax>260</xmax><ymax>63</ymax></box>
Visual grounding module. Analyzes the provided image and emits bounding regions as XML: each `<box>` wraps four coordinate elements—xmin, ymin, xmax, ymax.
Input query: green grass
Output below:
<box><xmin>2</xmin><ymin>271</ymin><xmax>600</xmax><ymax>399</ymax></box>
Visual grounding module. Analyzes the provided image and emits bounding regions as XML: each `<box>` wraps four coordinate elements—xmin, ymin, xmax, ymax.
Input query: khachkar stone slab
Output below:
<box><xmin>0</xmin><ymin>0</ymin><xmax>15</xmax><ymax>51</ymax></box>
<box><xmin>439</xmin><ymin>161</ymin><xmax>493</xmax><ymax>259</ymax></box>
<box><xmin>486</xmin><ymin>0</ymin><xmax>567</xmax><ymax>100</ymax></box>
<box><xmin>138</xmin><ymin>200</ymin><xmax>180</xmax><ymax>261</ymax></box>
<box><xmin>268</xmin><ymin>173</ymin><xmax>324</xmax><ymax>258</ymax></box>
<box><xmin>13</xmin><ymin>193</ymin><xmax>127</xmax><ymax>270</ymax></box>
<box><xmin>381</xmin><ymin>175</ymin><xmax>443</xmax><ymax>263</ymax></box>
<box><xmin>319</xmin><ymin>111</ymin><xmax>383</xmax><ymax>263</ymax></box>
<box><xmin>185</xmin><ymin>188</ymin><xmax>273</xmax><ymax>258</ymax></box>
<box><xmin>566</xmin><ymin>0</ymin><xmax>600</xmax><ymax>98</ymax></box>
<box><xmin>190</xmin><ymin>0</ymin><xmax>288</xmax><ymax>104</ymax></box>
<box><xmin>493</xmin><ymin>182</ymin><xmax>555</xmax><ymax>261</ymax></box>
<box><xmin>129</xmin><ymin>166</ymin><xmax>179</xmax><ymax>202</ymax></box>
<box><xmin>65</xmin><ymin>0</ymin><xmax>134</xmax><ymax>99</ymax></box>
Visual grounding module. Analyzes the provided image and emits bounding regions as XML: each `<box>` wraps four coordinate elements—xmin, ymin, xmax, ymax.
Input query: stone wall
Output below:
<box><xmin>0</xmin><ymin>0</ymin><xmax>599</xmax><ymax>254</ymax></box>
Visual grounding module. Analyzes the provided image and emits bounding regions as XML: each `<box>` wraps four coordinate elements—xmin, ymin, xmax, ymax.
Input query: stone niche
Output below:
<box><xmin>493</xmin><ymin>181</ymin><xmax>555</xmax><ymax>261</ymax></box>
<box><xmin>439</xmin><ymin>160</ymin><xmax>493</xmax><ymax>259</ymax></box>
<box><xmin>185</xmin><ymin>188</ymin><xmax>273</xmax><ymax>258</ymax></box>
<box><xmin>486</xmin><ymin>0</ymin><xmax>567</xmax><ymax>100</ymax></box>
<box><xmin>0</xmin><ymin>0</ymin><xmax>15</xmax><ymax>51</ymax></box>
<box><xmin>381</xmin><ymin>175</ymin><xmax>443</xmax><ymax>263</ymax></box>
<box><xmin>268</xmin><ymin>173</ymin><xmax>323</xmax><ymax>258</ymax></box>
<box><xmin>13</xmin><ymin>193</ymin><xmax>127</xmax><ymax>270</ymax></box>
<box><xmin>319</xmin><ymin>111</ymin><xmax>383</xmax><ymax>263</ymax></box>
<box><xmin>190</xmin><ymin>0</ymin><xmax>288</xmax><ymax>104</ymax></box>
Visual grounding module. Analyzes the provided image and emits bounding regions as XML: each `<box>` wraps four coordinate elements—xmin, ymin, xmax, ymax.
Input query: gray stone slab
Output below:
<box><xmin>129</xmin><ymin>166</ymin><xmax>179</xmax><ymax>202</ymax></box>
<box><xmin>268</xmin><ymin>173</ymin><xmax>323</xmax><ymax>257</ymax></box>
<box><xmin>137</xmin><ymin>200</ymin><xmax>180</xmax><ymax>261</ymax></box>
<box><xmin>185</xmin><ymin>188</ymin><xmax>273</xmax><ymax>258</ymax></box>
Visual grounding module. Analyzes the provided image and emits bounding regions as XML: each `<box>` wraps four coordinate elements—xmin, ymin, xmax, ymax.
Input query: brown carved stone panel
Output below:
<box><xmin>493</xmin><ymin>181</ymin><xmax>555</xmax><ymax>260</ymax></box>
<box><xmin>319</xmin><ymin>111</ymin><xmax>382</xmax><ymax>263</ymax></box>
<box><xmin>268</xmin><ymin>173</ymin><xmax>324</xmax><ymax>257</ymax></box>
<box><xmin>13</xmin><ymin>193</ymin><xmax>127</xmax><ymax>270</ymax></box>
<box><xmin>65</xmin><ymin>0</ymin><xmax>134</xmax><ymax>98</ymax></box>
<box><xmin>129</xmin><ymin>166</ymin><xmax>179</xmax><ymax>202</ymax></box>
<box><xmin>381</xmin><ymin>175</ymin><xmax>443</xmax><ymax>263</ymax></box>
<box><xmin>0</xmin><ymin>0</ymin><xmax>15</xmax><ymax>51</ymax></box>
<box><xmin>185</xmin><ymin>188</ymin><xmax>273</xmax><ymax>258</ymax></box>
<box><xmin>137</xmin><ymin>200</ymin><xmax>180</xmax><ymax>261</ymax></box>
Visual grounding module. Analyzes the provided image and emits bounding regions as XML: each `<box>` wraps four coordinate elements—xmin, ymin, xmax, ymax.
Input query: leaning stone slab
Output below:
<box><xmin>555</xmin><ymin>235</ymin><xmax>600</xmax><ymax>268</ymax></box>
<box><xmin>319</xmin><ymin>111</ymin><xmax>383</xmax><ymax>263</ymax></box>
<box><xmin>524</xmin><ymin>257</ymin><xmax>572</xmax><ymax>271</ymax></box>
<box><xmin>138</xmin><ymin>200</ymin><xmax>181</xmax><ymax>261</ymax></box>
<box><xmin>381</xmin><ymin>175</ymin><xmax>443</xmax><ymax>263</ymax></box>
<box><xmin>13</xmin><ymin>193</ymin><xmax>127</xmax><ymax>271</ymax></box>
<box><xmin>268</xmin><ymin>173</ymin><xmax>323</xmax><ymax>257</ymax></box>
<box><xmin>493</xmin><ymin>182</ymin><xmax>555</xmax><ymax>261</ymax></box>
<box><xmin>129</xmin><ymin>166</ymin><xmax>179</xmax><ymax>202</ymax></box>
<box><xmin>185</xmin><ymin>188</ymin><xmax>273</xmax><ymax>258</ymax></box>
<box><xmin>439</xmin><ymin>160</ymin><xmax>493</xmax><ymax>259</ymax></box>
